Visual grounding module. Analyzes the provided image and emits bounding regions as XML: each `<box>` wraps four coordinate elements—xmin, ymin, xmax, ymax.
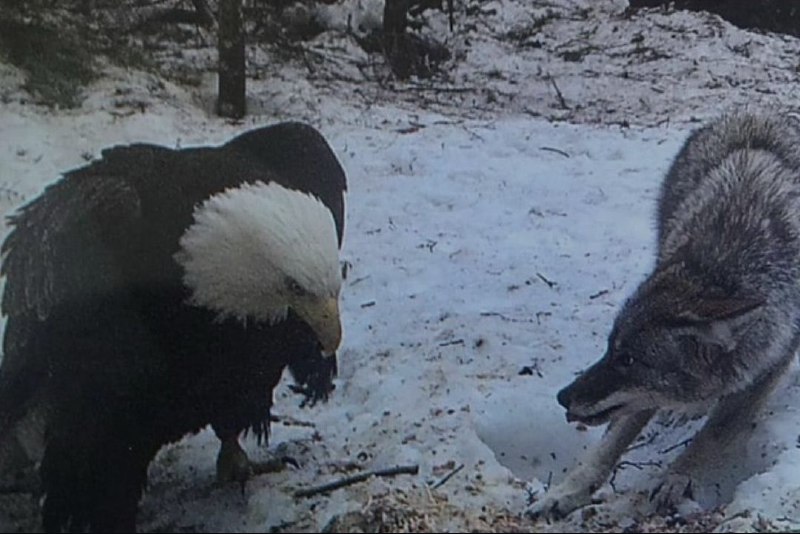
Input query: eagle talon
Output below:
<box><xmin>249</xmin><ymin>455</ymin><xmax>299</xmax><ymax>475</ymax></box>
<box><xmin>216</xmin><ymin>437</ymin><xmax>300</xmax><ymax>490</ymax></box>
<box><xmin>280</xmin><ymin>455</ymin><xmax>300</xmax><ymax>470</ymax></box>
<box><xmin>216</xmin><ymin>437</ymin><xmax>253</xmax><ymax>486</ymax></box>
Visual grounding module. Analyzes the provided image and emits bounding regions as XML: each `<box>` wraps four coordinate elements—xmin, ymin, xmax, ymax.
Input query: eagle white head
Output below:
<box><xmin>175</xmin><ymin>181</ymin><xmax>343</xmax><ymax>354</ymax></box>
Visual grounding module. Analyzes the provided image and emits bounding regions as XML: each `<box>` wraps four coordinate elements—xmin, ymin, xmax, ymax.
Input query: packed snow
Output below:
<box><xmin>3</xmin><ymin>0</ymin><xmax>800</xmax><ymax>532</ymax></box>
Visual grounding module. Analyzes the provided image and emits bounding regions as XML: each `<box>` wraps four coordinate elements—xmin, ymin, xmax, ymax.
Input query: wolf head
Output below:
<box><xmin>558</xmin><ymin>263</ymin><xmax>765</xmax><ymax>426</ymax></box>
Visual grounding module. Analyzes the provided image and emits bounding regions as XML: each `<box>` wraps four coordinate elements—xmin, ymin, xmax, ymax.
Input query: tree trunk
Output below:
<box><xmin>384</xmin><ymin>0</ymin><xmax>409</xmax><ymax>35</ymax></box>
<box><xmin>192</xmin><ymin>0</ymin><xmax>216</xmax><ymax>29</ymax></box>
<box><xmin>381</xmin><ymin>0</ymin><xmax>450</xmax><ymax>79</ymax></box>
<box><xmin>217</xmin><ymin>0</ymin><xmax>246</xmax><ymax>119</ymax></box>
<box><xmin>382</xmin><ymin>0</ymin><xmax>414</xmax><ymax>78</ymax></box>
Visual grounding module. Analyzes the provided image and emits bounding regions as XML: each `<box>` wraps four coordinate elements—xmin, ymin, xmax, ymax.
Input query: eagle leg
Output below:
<box><xmin>216</xmin><ymin>435</ymin><xmax>298</xmax><ymax>492</ymax></box>
<box><xmin>216</xmin><ymin>435</ymin><xmax>251</xmax><ymax>487</ymax></box>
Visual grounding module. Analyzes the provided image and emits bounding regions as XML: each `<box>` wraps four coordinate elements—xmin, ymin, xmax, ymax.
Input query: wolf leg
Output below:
<box><xmin>527</xmin><ymin>409</ymin><xmax>655</xmax><ymax>521</ymax></box>
<box><xmin>652</xmin><ymin>356</ymin><xmax>794</xmax><ymax>514</ymax></box>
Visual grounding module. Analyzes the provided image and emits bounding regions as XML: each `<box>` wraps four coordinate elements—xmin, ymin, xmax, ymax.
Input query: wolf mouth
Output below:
<box><xmin>566</xmin><ymin>404</ymin><xmax>624</xmax><ymax>426</ymax></box>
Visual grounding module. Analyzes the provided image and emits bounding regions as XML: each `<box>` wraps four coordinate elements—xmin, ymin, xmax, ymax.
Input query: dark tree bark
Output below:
<box><xmin>382</xmin><ymin>0</ymin><xmax>412</xmax><ymax>78</ymax></box>
<box><xmin>629</xmin><ymin>0</ymin><xmax>800</xmax><ymax>38</ymax></box>
<box><xmin>191</xmin><ymin>0</ymin><xmax>216</xmax><ymax>28</ymax></box>
<box><xmin>217</xmin><ymin>0</ymin><xmax>246</xmax><ymax>119</ymax></box>
<box><xmin>384</xmin><ymin>0</ymin><xmax>410</xmax><ymax>35</ymax></box>
<box><xmin>381</xmin><ymin>0</ymin><xmax>450</xmax><ymax>79</ymax></box>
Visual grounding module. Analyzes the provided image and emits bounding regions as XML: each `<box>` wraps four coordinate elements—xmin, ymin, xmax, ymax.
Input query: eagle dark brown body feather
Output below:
<box><xmin>0</xmin><ymin>122</ymin><xmax>346</xmax><ymax>532</ymax></box>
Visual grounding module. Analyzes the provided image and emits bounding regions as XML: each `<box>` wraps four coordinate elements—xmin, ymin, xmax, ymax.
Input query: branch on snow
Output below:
<box><xmin>294</xmin><ymin>464</ymin><xmax>420</xmax><ymax>498</ymax></box>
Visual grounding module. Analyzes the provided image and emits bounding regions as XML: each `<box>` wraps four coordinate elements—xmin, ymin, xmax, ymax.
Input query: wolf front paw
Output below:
<box><xmin>649</xmin><ymin>472</ymin><xmax>701</xmax><ymax>515</ymax></box>
<box><xmin>525</xmin><ymin>483</ymin><xmax>594</xmax><ymax>521</ymax></box>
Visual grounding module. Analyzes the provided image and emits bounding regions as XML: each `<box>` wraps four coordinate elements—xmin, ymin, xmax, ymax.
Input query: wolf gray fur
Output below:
<box><xmin>528</xmin><ymin>109</ymin><xmax>800</xmax><ymax>520</ymax></box>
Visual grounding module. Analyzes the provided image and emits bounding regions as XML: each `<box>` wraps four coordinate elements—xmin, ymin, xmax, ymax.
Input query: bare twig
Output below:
<box><xmin>548</xmin><ymin>76</ymin><xmax>570</xmax><ymax>110</ymax></box>
<box><xmin>609</xmin><ymin>459</ymin><xmax>661</xmax><ymax>493</ymax></box>
<box><xmin>403</xmin><ymin>83</ymin><xmax>477</xmax><ymax>93</ymax></box>
<box><xmin>418</xmin><ymin>239</ymin><xmax>437</xmax><ymax>252</ymax></box>
<box><xmin>480</xmin><ymin>312</ymin><xmax>535</xmax><ymax>323</ymax></box>
<box><xmin>589</xmin><ymin>289</ymin><xmax>610</xmax><ymax>300</ymax></box>
<box><xmin>439</xmin><ymin>339</ymin><xmax>464</xmax><ymax>347</ymax></box>
<box><xmin>659</xmin><ymin>437</ymin><xmax>693</xmax><ymax>455</ymax></box>
<box><xmin>617</xmin><ymin>459</ymin><xmax>662</xmax><ymax>470</ymax></box>
<box><xmin>349</xmin><ymin>275</ymin><xmax>371</xmax><ymax>287</ymax></box>
<box><xmin>537</xmin><ymin>272</ymin><xmax>557</xmax><ymax>289</ymax></box>
<box><xmin>270</xmin><ymin>414</ymin><xmax>316</xmax><ymax>428</ymax></box>
<box><xmin>518</xmin><ymin>361</ymin><xmax>544</xmax><ymax>378</ymax></box>
<box><xmin>361</xmin><ymin>301</ymin><xmax>376</xmax><ymax>308</ymax></box>
<box><xmin>624</xmin><ymin>430</ymin><xmax>659</xmax><ymax>453</ymax></box>
<box><xmin>540</xmin><ymin>146</ymin><xmax>570</xmax><ymax>158</ymax></box>
<box><xmin>535</xmin><ymin>311</ymin><xmax>552</xmax><ymax>325</ymax></box>
<box><xmin>294</xmin><ymin>464</ymin><xmax>419</xmax><ymax>498</ymax></box>
<box><xmin>429</xmin><ymin>463</ymin><xmax>464</xmax><ymax>489</ymax></box>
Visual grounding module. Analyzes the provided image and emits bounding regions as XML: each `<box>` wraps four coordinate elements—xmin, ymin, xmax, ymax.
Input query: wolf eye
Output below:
<box><xmin>678</xmin><ymin>335</ymin><xmax>700</xmax><ymax>355</ymax></box>
<box><xmin>287</xmin><ymin>278</ymin><xmax>307</xmax><ymax>297</ymax></box>
<box><xmin>619</xmin><ymin>354</ymin><xmax>635</xmax><ymax>367</ymax></box>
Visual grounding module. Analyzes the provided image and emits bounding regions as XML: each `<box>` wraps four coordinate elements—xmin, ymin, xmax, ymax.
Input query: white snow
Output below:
<box><xmin>3</xmin><ymin>0</ymin><xmax>800</xmax><ymax>532</ymax></box>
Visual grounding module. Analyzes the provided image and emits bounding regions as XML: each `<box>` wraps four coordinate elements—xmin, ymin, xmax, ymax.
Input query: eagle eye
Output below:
<box><xmin>287</xmin><ymin>278</ymin><xmax>307</xmax><ymax>297</ymax></box>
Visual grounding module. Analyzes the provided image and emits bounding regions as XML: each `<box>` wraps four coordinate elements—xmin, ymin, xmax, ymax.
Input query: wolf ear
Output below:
<box><xmin>673</xmin><ymin>296</ymin><xmax>765</xmax><ymax>352</ymax></box>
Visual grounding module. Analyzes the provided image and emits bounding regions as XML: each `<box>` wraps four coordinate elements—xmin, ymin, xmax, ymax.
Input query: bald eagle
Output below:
<box><xmin>0</xmin><ymin>122</ymin><xmax>347</xmax><ymax>533</ymax></box>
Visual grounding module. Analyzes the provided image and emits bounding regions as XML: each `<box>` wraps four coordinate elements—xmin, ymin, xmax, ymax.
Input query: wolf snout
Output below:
<box><xmin>558</xmin><ymin>383</ymin><xmax>583</xmax><ymax>423</ymax></box>
<box><xmin>564</xmin><ymin>411</ymin><xmax>581</xmax><ymax>423</ymax></box>
<box><xmin>556</xmin><ymin>385</ymin><xmax>573</xmax><ymax>410</ymax></box>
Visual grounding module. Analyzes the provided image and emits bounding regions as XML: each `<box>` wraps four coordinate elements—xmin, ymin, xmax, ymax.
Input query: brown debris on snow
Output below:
<box><xmin>287</xmin><ymin>485</ymin><xmax>737</xmax><ymax>534</ymax></box>
<box><xmin>318</xmin><ymin>489</ymin><xmax>532</xmax><ymax>533</ymax></box>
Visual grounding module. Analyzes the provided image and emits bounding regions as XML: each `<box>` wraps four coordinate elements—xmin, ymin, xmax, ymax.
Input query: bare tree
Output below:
<box><xmin>217</xmin><ymin>0</ymin><xmax>245</xmax><ymax>119</ymax></box>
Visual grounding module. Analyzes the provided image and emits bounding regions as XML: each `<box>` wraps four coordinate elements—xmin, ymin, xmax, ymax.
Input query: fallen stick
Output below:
<box><xmin>589</xmin><ymin>288</ymin><xmax>610</xmax><ymax>300</ymax></box>
<box><xmin>536</xmin><ymin>272</ymin><xmax>557</xmax><ymax>289</ymax></box>
<box><xmin>294</xmin><ymin>464</ymin><xmax>419</xmax><ymax>498</ymax></box>
<box><xmin>429</xmin><ymin>463</ymin><xmax>464</xmax><ymax>489</ymax></box>
<box><xmin>658</xmin><ymin>437</ymin><xmax>693</xmax><ymax>455</ymax></box>
<box><xmin>548</xmin><ymin>76</ymin><xmax>570</xmax><ymax>110</ymax></box>
<box><xmin>269</xmin><ymin>414</ymin><xmax>316</xmax><ymax>427</ymax></box>
<box><xmin>540</xmin><ymin>146</ymin><xmax>570</xmax><ymax>158</ymax></box>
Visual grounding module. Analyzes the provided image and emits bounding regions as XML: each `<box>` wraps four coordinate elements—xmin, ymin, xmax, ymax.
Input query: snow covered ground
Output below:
<box><xmin>3</xmin><ymin>0</ymin><xmax>800</xmax><ymax>532</ymax></box>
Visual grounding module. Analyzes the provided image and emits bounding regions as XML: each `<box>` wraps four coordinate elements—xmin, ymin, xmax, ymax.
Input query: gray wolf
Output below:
<box><xmin>528</xmin><ymin>108</ymin><xmax>800</xmax><ymax>519</ymax></box>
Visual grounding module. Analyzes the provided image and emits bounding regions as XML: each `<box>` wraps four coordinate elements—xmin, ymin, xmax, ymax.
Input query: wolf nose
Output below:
<box><xmin>556</xmin><ymin>386</ymin><xmax>572</xmax><ymax>409</ymax></box>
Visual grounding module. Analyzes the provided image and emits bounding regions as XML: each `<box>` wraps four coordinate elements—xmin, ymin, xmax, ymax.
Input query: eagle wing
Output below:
<box><xmin>0</xmin><ymin>148</ymin><xmax>149</xmax><ymax>430</ymax></box>
<box><xmin>2</xmin><ymin>156</ymin><xmax>144</xmax><ymax>325</ymax></box>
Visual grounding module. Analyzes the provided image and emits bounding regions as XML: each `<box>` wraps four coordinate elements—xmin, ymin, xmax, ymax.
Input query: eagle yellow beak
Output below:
<box><xmin>296</xmin><ymin>297</ymin><xmax>342</xmax><ymax>357</ymax></box>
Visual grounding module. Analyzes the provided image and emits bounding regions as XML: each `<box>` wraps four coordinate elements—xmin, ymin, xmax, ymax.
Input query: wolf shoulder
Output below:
<box><xmin>657</xmin><ymin>112</ymin><xmax>800</xmax><ymax>250</ymax></box>
<box><xmin>656</xmin><ymin>109</ymin><xmax>800</xmax><ymax>257</ymax></box>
